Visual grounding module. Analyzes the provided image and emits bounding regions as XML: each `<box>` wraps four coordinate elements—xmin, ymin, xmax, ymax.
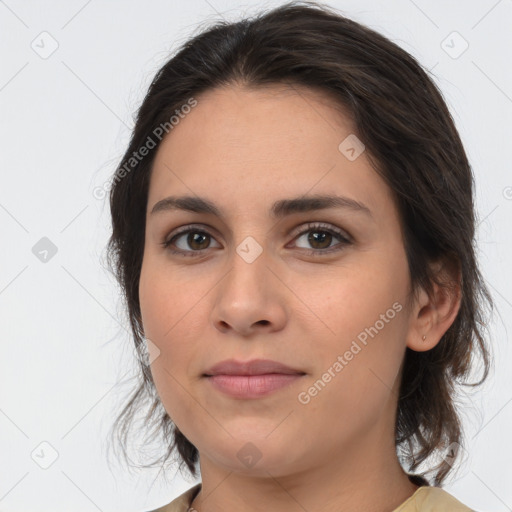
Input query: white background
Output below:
<box><xmin>0</xmin><ymin>0</ymin><xmax>511</xmax><ymax>511</ymax></box>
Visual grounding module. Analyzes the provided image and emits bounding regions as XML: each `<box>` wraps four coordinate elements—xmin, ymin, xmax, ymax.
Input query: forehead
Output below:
<box><xmin>147</xmin><ymin>84</ymin><xmax>397</xmax><ymax>225</ymax></box>
<box><xmin>166</xmin><ymin>83</ymin><xmax>356</xmax><ymax>153</ymax></box>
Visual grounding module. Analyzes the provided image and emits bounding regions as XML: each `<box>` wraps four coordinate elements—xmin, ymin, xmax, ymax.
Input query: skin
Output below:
<box><xmin>139</xmin><ymin>84</ymin><xmax>461</xmax><ymax>512</ymax></box>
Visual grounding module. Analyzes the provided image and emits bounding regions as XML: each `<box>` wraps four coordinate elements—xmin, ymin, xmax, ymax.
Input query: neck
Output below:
<box><xmin>189</xmin><ymin>435</ymin><xmax>419</xmax><ymax>512</ymax></box>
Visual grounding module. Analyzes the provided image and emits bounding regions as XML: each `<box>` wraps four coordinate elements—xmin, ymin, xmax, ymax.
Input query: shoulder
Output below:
<box><xmin>146</xmin><ymin>483</ymin><xmax>477</xmax><ymax>512</ymax></box>
<box><xmin>393</xmin><ymin>486</ymin><xmax>476</xmax><ymax>512</ymax></box>
<box><xmin>146</xmin><ymin>483</ymin><xmax>202</xmax><ymax>512</ymax></box>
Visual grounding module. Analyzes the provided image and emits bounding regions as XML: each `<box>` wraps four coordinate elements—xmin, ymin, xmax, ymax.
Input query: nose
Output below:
<box><xmin>210</xmin><ymin>242</ymin><xmax>287</xmax><ymax>337</ymax></box>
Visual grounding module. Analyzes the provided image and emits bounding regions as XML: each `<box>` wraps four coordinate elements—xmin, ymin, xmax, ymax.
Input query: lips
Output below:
<box><xmin>203</xmin><ymin>358</ymin><xmax>305</xmax><ymax>376</ymax></box>
<box><xmin>206</xmin><ymin>373</ymin><xmax>304</xmax><ymax>399</ymax></box>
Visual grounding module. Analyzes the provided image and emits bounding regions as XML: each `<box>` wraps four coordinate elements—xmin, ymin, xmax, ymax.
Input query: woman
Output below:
<box><xmin>106</xmin><ymin>1</ymin><xmax>493</xmax><ymax>510</ymax></box>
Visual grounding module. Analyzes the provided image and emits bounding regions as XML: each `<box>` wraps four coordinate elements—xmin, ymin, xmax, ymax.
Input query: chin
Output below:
<box><xmin>203</xmin><ymin>435</ymin><xmax>304</xmax><ymax>477</ymax></box>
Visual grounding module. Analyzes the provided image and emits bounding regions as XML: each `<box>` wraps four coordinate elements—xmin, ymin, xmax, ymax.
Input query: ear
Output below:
<box><xmin>406</xmin><ymin>257</ymin><xmax>462</xmax><ymax>352</ymax></box>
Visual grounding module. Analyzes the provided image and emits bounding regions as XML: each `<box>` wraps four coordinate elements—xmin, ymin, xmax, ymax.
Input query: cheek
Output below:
<box><xmin>295</xmin><ymin>255</ymin><xmax>407</xmax><ymax>348</ymax></box>
<box><xmin>139</xmin><ymin>258</ymin><xmax>207</xmax><ymax>427</ymax></box>
<box><xmin>297</xmin><ymin>256</ymin><xmax>408</xmax><ymax>418</ymax></box>
<box><xmin>139</xmin><ymin>255</ymin><xmax>204</xmax><ymax>349</ymax></box>
<box><xmin>139</xmin><ymin>279</ymin><xmax>196</xmax><ymax>378</ymax></box>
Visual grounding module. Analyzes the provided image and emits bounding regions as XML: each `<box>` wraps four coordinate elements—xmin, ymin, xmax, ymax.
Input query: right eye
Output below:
<box><xmin>160</xmin><ymin>226</ymin><xmax>221</xmax><ymax>257</ymax></box>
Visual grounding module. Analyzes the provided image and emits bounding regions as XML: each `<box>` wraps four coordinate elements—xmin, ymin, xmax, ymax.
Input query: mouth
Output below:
<box><xmin>204</xmin><ymin>373</ymin><xmax>305</xmax><ymax>399</ymax></box>
<box><xmin>203</xmin><ymin>358</ymin><xmax>305</xmax><ymax>377</ymax></box>
<box><xmin>202</xmin><ymin>358</ymin><xmax>306</xmax><ymax>399</ymax></box>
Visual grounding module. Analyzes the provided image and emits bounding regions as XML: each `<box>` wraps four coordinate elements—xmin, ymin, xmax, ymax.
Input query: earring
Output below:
<box><xmin>422</xmin><ymin>335</ymin><xmax>426</xmax><ymax>341</ymax></box>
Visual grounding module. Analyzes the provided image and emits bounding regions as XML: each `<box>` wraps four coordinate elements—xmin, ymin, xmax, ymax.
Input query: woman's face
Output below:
<box><xmin>139</xmin><ymin>84</ymin><xmax>419</xmax><ymax>477</ymax></box>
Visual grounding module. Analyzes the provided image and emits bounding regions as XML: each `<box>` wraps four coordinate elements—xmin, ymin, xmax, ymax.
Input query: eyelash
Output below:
<box><xmin>160</xmin><ymin>222</ymin><xmax>352</xmax><ymax>258</ymax></box>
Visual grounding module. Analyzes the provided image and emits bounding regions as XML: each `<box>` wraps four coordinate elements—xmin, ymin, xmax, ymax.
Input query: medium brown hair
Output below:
<box><xmin>106</xmin><ymin>0</ymin><xmax>494</xmax><ymax>486</ymax></box>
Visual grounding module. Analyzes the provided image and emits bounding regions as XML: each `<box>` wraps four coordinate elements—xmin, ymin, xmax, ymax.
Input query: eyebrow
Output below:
<box><xmin>150</xmin><ymin>194</ymin><xmax>373</xmax><ymax>220</ymax></box>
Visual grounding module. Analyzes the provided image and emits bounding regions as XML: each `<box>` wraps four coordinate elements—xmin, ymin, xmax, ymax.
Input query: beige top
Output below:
<box><xmin>148</xmin><ymin>483</ymin><xmax>475</xmax><ymax>512</ymax></box>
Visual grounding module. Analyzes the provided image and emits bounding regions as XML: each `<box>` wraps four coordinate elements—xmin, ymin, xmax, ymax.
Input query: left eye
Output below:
<box><xmin>161</xmin><ymin>223</ymin><xmax>351</xmax><ymax>257</ymax></box>
<box><xmin>292</xmin><ymin>224</ymin><xmax>351</xmax><ymax>254</ymax></box>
